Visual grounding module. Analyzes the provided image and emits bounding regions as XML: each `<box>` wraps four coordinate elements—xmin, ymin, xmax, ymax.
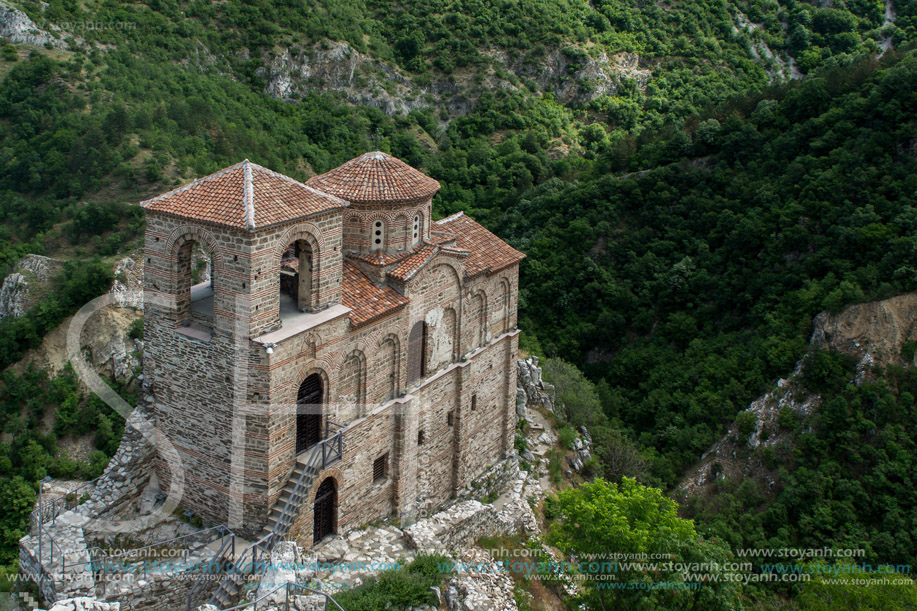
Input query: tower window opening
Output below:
<box><xmin>412</xmin><ymin>215</ymin><xmax>421</xmax><ymax>247</ymax></box>
<box><xmin>280</xmin><ymin>240</ymin><xmax>313</xmax><ymax>313</ymax></box>
<box><xmin>371</xmin><ymin>220</ymin><xmax>385</xmax><ymax>252</ymax></box>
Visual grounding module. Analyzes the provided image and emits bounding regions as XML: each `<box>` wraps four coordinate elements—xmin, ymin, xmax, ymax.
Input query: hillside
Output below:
<box><xmin>678</xmin><ymin>294</ymin><xmax>917</xmax><ymax>568</ymax></box>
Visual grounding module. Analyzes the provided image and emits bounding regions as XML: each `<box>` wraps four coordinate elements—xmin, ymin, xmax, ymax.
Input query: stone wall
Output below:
<box><xmin>49</xmin><ymin>598</ymin><xmax>120</xmax><ymax>611</ymax></box>
<box><xmin>341</xmin><ymin>199</ymin><xmax>431</xmax><ymax>254</ymax></box>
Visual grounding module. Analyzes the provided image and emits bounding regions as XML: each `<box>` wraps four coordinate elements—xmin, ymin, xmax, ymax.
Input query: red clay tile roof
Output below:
<box><xmin>435</xmin><ymin>212</ymin><xmax>525</xmax><ymax>277</ymax></box>
<box><xmin>347</xmin><ymin>250</ymin><xmax>411</xmax><ymax>267</ymax></box>
<box><xmin>342</xmin><ymin>260</ymin><xmax>409</xmax><ymax>326</ymax></box>
<box><xmin>141</xmin><ymin>160</ymin><xmax>346</xmax><ymax>231</ymax></box>
<box><xmin>306</xmin><ymin>152</ymin><xmax>440</xmax><ymax>205</ymax></box>
<box><xmin>387</xmin><ymin>244</ymin><xmax>439</xmax><ymax>282</ymax></box>
<box><xmin>386</xmin><ymin>243</ymin><xmax>472</xmax><ymax>282</ymax></box>
<box><xmin>429</xmin><ymin>231</ymin><xmax>457</xmax><ymax>246</ymax></box>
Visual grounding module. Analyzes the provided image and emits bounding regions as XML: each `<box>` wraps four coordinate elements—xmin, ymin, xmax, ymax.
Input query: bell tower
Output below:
<box><xmin>140</xmin><ymin>160</ymin><xmax>346</xmax><ymax>532</ymax></box>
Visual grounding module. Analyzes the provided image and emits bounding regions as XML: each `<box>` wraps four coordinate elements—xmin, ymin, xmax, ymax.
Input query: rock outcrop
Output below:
<box><xmin>444</xmin><ymin>548</ymin><xmax>516</xmax><ymax>611</ymax></box>
<box><xmin>258</xmin><ymin>40</ymin><xmax>652</xmax><ymax>117</ymax></box>
<box><xmin>259</xmin><ymin>41</ymin><xmax>432</xmax><ymax>117</ymax></box>
<box><xmin>516</xmin><ymin>356</ymin><xmax>554</xmax><ymax>418</ymax></box>
<box><xmin>0</xmin><ymin>254</ymin><xmax>62</xmax><ymax>320</ymax></box>
<box><xmin>49</xmin><ymin>598</ymin><xmax>120</xmax><ymax>611</ymax></box>
<box><xmin>567</xmin><ymin>427</ymin><xmax>592</xmax><ymax>473</ymax></box>
<box><xmin>679</xmin><ymin>292</ymin><xmax>917</xmax><ymax>497</ymax></box>
<box><xmin>0</xmin><ymin>1</ymin><xmax>65</xmax><ymax>48</ymax></box>
<box><xmin>110</xmin><ymin>257</ymin><xmax>143</xmax><ymax>310</ymax></box>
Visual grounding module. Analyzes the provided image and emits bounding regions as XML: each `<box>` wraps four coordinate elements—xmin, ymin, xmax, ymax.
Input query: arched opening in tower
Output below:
<box><xmin>178</xmin><ymin>240</ymin><xmax>214</xmax><ymax>324</ymax></box>
<box><xmin>279</xmin><ymin>239</ymin><xmax>313</xmax><ymax>315</ymax></box>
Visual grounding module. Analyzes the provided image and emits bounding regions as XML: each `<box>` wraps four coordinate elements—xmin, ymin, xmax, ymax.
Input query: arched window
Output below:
<box><xmin>501</xmin><ymin>281</ymin><xmax>511</xmax><ymax>333</ymax></box>
<box><xmin>428</xmin><ymin>308</ymin><xmax>457</xmax><ymax>371</ymax></box>
<box><xmin>177</xmin><ymin>239</ymin><xmax>214</xmax><ymax>326</ymax></box>
<box><xmin>469</xmin><ymin>292</ymin><xmax>486</xmax><ymax>349</ymax></box>
<box><xmin>339</xmin><ymin>350</ymin><xmax>366</xmax><ymax>420</ymax></box>
<box><xmin>411</xmin><ymin>214</ymin><xmax>421</xmax><ymax>248</ymax></box>
<box><xmin>371</xmin><ymin>219</ymin><xmax>385</xmax><ymax>252</ymax></box>
<box><xmin>279</xmin><ymin>239</ymin><xmax>313</xmax><ymax>312</ymax></box>
<box><xmin>406</xmin><ymin>321</ymin><xmax>426</xmax><ymax>385</ymax></box>
<box><xmin>379</xmin><ymin>336</ymin><xmax>400</xmax><ymax>402</ymax></box>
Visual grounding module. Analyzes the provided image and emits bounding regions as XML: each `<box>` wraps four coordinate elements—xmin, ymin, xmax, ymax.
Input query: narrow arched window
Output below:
<box><xmin>372</xmin><ymin>219</ymin><xmax>385</xmax><ymax>252</ymax></box>
<box><xmin>411</xmin><ymin>214</ymin><xmax>421</xmax><ymax>248</ymax></box>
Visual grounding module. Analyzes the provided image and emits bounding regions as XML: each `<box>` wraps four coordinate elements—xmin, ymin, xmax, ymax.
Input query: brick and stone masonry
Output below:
<box><xmin>141</xmin><ymin>152</ymin><xmax>525</xmax><ymax>543</ymax></box>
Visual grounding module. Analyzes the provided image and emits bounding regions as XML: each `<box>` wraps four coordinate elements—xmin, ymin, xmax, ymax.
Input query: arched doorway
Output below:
<box><xmin>313</xmin><ymin>477</ymin><xmax>337</xmax><ymax>544</ymax></box>
<box><xmin>296</xmin><ymin>374</ymin><xmax>323</xmax><ymax>454</ymax></box>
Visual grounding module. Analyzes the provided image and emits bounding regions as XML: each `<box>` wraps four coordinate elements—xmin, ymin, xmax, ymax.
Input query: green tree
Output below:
<box><xmin>547</xmin><ymin>478</ymin><xmax>700</xmax><ymax>610</ymax></box>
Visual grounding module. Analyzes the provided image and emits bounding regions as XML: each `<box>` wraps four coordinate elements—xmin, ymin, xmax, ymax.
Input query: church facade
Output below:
<box><xmin>140</xmin><ymin>152</ymin><xmax>524</xmax><ymax>544</ymax></box>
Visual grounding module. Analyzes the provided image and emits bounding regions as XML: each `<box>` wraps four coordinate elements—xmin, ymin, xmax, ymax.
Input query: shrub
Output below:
<box><xmin>777</xmin><ymin>406</ymin><xmax>798</xmax><ymax>431</ymax></box>
<box><xmin>514</xmin><ymin>431</ymin><xmax>528</xmax><ymax>453</ymax></box>
<box><xmin>735</xmin><ymin>411</ymin><xmax>757</xmax><ymax>440</ymax></box>
<box><xmin>127</xmin><ymin>318</ymin><xmax>143</xmax><ymax>341</ymax></box>
<box><xmin>548</xmin><ymin>448</ymin><xmax>564</xmax><ymax>486</ymax></box>
<box><xmin>557</xmin><ymin>425</ymin><xmax>577</xmax><ymax>449</ymax></box>
<box><xmin>901</xmin><ymin>341</ymin><xmax>917</xmax><ymax>364</ymax></box>
<box><xmin>335</xmin><ymin>555</ymin><xmax>451</xmax><ymax>611</ymax></box>
<box><xmin>801</xmin><ymin>350</ymin><xmax>855</xmax><ymax>394</ymax></box>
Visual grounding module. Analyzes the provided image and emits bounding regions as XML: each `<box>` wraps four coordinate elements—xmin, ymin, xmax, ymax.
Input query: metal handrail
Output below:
<box><xmin>89</xmin><ymin>524</ymin><xmax>234</xmax><ymax>567</ymax></box>
<box><xmin>289</xmin><ymin>583</ymin><xmax>346</xmax><ymax>611</ymax></box>
<box><xmin>37</xmin><ymin>523</ymin><xmax>68</xmax><ymax>574</ymax></box>
<box><xmin>275</xmin><ymin>431</ymin><xmax>343</xmax><ymax>537</ymax></box>
<box><xmin>32</xmin><ymin>477</ymin><xmax>101</xmax><ymax>531</ymax></box>
<box><xmin>196</xmin><ymin>429</ymin><xmax>345</xmax><ymax>610</ymax></box>
<box><xmin>218</xmin><ymin>581</ymin><xmax>345</xmax><ymax>611</ymax></box>
<box><xmin>186</xmin><ymin>529</ymin><xmax>237</xmax><ymax>611</ymax></box>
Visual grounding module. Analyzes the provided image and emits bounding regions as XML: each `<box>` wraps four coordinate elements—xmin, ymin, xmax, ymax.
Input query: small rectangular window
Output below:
<box><xmin>470</xmin><ymin>394</ymin><xmax>477</xmax><ymax>411</ymax></box>
<box><xmin>417</xmin><ymin>430</ymin><xmax>425</xmax><ymax>445</ymax></box>
<box><xmin>447</xmin><ymin>410</ymin><xmax>455</xmax><ymax>427</ymax></box>
<box><xmin>373</xmin><ymin>454</ymin><xmax>388</xmax><ymax>483</ymax></box>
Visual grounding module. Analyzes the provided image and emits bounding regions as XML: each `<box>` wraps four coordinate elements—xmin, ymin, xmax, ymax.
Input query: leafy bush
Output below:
<box><xmin>514</xmin><ymin>431</ymin><xmax>528</xmax><ymax>453</ymax></box>
<box><xmin>735</xmin><ymin>411</ymin><xmax>757</xmax><ymax>441</ymax></box>
<box><xmin>335</xmin><ymin>554</ymin><xmax>451</xmax><ymax>610</ymax></box>
<box><xmin>557</xmin><ymin>425</ymin><xmax>577</xmax><ymax>449</ymax></box>
<box><xmin>801</xmin><ymin>350</ymin><xmax>855</xmax><ymax>395</ymax></box>
<box><xmin>777</xmin><ymin>406</ymin><xmax>798</xmax><ymax>431</ymax></box>
<box><xmin>127</xmin><ymin>318</ymin><xmax>144</xmax><ymax>341</ymax></box>
<box><xmin>901</xmin><ymin>341</ymin><xmax>917</xmax><ymax>363</ymax></box>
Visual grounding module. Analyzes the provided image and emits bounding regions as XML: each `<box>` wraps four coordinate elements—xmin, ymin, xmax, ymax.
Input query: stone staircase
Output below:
<box><xmin>263</xmin><ymin>458</ymin><xmax>320</xmax><ymax>538</ymax></box>
<box><xmin>193</xmin><ymin>428</ymin><xmax>343</xmax><ymax>610</ymax></box>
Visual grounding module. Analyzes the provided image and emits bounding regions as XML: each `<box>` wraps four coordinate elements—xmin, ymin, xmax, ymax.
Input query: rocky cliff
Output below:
<box><xmin>0</xmin><ymin>1</ymin><xmax>65</xmax><ymax>48</ymax></box>
<box><xmin>258</xmin><ymin>40</ymin><xmax>651</xmax><ymax>117</ymax></box>
<box><xmin>0</xmin><ymin>254</ymin><xmax>62</xmax><ymax>321</ymax></box>
<box><xmin>678</xmin><ymin>292</ymin><xmax>917</xmax><ymax>498</ymax></box>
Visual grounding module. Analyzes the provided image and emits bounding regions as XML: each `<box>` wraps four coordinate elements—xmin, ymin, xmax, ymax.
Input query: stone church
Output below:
<box><xmin>140</xmin><ymin>152</ymin><xmax>524</xmax><ymax>546</ymax></box>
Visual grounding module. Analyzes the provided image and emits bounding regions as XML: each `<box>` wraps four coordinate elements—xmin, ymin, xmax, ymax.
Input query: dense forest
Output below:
<box><xmin>2</xmin><ymin>0</ymin><xmax>917</xmax><ymax>606</ymax></box>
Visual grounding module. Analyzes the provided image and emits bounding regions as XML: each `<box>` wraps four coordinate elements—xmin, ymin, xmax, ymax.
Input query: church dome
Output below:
<box><xmin>306</xmin><ymin>151</ymin><xmax>440</xmax><ymax>205</ymax></box>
